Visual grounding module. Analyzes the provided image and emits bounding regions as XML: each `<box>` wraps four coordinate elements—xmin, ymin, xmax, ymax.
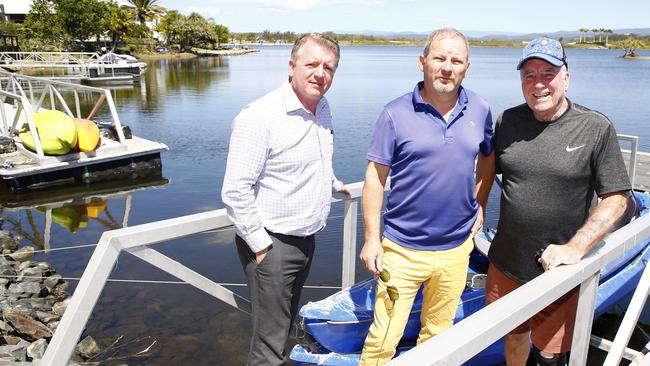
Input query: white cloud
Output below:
<box><xmin>184</xmin><ymin>6</ymin><xmax>222</xmax><ymax>18</ymax></box>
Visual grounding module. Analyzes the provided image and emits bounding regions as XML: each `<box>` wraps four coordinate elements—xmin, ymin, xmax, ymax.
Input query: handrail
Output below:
<box><xmin>387</xmin><ymin>213</ymin><xmax>650</xmax><ymax>365</ymax></box>
<box><xmin>0</xmin><ymin>71</ymin><xmax>127</xmax><ymax>158</ymax></box>
<box><xmin>40</xmin><ymin>136</ymin><xmax>646</xmax><ymax>365</ymax></box>
<box><xmin>40</xmin><ymin>180</ymin><xmax>366</xmax><ymax>365</ymax></box>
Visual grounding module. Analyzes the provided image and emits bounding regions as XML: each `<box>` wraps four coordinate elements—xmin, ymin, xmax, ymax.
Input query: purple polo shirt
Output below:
<box><xmin>367</xmin><ymin>82</ymin><xmax>493</xmax><ymax>250</ymax></box>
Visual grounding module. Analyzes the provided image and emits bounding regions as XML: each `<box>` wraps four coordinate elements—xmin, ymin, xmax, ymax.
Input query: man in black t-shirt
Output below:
<box><xmin>486</xmin><ymin>37</ymin><xmax>635</xmax><ymax>366</ymax></box>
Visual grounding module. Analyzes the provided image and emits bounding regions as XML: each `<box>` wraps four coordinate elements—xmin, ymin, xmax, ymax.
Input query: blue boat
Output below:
<box><xmin>290</xmin><ymin>192</ymin><xmax>650</xmax><ymax>365</ymax></box>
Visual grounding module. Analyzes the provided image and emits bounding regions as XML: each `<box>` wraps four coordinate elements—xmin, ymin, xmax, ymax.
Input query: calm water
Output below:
<box><xmin>1</xmin><ymin>46</ymin><xmax>649</xmax><ymax>365</ymax></box>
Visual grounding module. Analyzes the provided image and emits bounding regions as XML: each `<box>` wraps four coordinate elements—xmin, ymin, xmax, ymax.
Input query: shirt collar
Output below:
<box><xmin>411</xmin><ymin>81</ymin><xmax>468</xmax><ymax>111</ymax></box>
<box><xmin>281</xmin><ymin>81</ymin><xmax>327</xmax><ymax>115</ymax></box>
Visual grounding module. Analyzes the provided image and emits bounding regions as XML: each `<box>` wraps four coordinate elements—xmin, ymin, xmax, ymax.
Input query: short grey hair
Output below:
<box><xmin>291</xmin><ymin>33</ymin><xmax>340</xmax><ymax>68</ymax></box>
<box><xmin>423</xmin><ymin>28</ymin><xmax>470</xmax><ymax>59</ymax></box>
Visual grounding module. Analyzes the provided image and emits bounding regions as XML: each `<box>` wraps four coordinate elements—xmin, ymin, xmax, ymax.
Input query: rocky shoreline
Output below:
<box><xmin>0</xmin><ymin>229</ymin><xmax>101</xmax><ymax>365</ymax></box>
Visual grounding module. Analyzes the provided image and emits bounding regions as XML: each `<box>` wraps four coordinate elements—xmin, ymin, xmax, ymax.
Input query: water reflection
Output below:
<box><xmin>112</xmin><ymin>57</ymin><xmax>230</xmax><ymax>114</ymax></box>
<box><xmin>0</xmin><ymin>171</ymin><xmax>169</xmax><ymax>251</ymax></box>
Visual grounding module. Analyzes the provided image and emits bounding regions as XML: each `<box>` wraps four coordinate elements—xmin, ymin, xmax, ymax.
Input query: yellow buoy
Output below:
<box><xmin>19</xmin><ymin>110</ymin><xmax>78</xmax><ymax>155</ymax></box>
<box><xmin>73</xmin><ymin>118</ymin><xmax>101</xmax><ymax>152</ymax></box>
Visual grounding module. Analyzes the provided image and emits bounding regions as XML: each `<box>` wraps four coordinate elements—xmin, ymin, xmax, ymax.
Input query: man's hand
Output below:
<box><xmin>360</xmin><ymin>238</ymin><xmax>383</xmax><ymax>276</ymax></box>
<box><xmin>338</xmin><ymin>184</ymin><xmax>350</xmax><ymax>195</ymax></box>
<box><xmin>538</xmin><ymin>244</ymin><xmax>583</xmax><ymax>271</ymax></box>
<box><xmin>471</xmin><ymin>206</ymin><xmax>484</xmax><ymax>237</ymax></box>
<box><xmin>255</xmin><ymin>246</ymin><xmax>270</xmax><ymax>264</ymax></box>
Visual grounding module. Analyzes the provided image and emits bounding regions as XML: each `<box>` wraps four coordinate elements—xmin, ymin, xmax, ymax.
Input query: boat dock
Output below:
<box><xmin>0</xmin><ymin>71</ymin><xmax>167</xmax><ymax>190</ymax></box>
<box><xmin>623</xmin><ymin>150</ymin><xmax>650</xmax><ymax>192</ymax></box>
<box><xmin>0</xmin><ymin>51</ymin><xmax>146</xmax><ymax>85</ymax></box>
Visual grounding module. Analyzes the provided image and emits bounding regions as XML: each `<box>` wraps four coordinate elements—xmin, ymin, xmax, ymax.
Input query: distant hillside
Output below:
<box><xmin>338</xmin><ymin>28</ymin><xmax>650</xmax><ymax>41</ymax></box>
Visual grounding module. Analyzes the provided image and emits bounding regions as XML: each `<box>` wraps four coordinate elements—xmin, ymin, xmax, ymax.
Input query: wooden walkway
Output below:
<box><xmin>623</xmin><ymin>150</ymin><xmax>650</xmax><ymax>192</ymax></box>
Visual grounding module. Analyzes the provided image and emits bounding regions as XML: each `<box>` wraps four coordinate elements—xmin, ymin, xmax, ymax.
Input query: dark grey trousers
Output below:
<box><xmin>236</xmin><ymin>231</ymin><xmax>315</xmax><ymax>366</ymax></box>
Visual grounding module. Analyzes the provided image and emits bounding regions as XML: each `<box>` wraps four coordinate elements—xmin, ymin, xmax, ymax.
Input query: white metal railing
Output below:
<box><xmin>39</xmin><ymin>182</ymin><xmax>365</xmax><ymax>365</ymax></box>
<box><xmin>40</xmin><ymin>136</ymin><xmax>649</xmax><ymax>365</ymax></box>
<box><xmin>0</xmin><ymin>70</ymin><xmax>127</xmax><ymax>159</ymax></box>
<box><xmin>387</xmin><ymin>213</ymin><xmax>650</xmax><ymax>366</ymax></box>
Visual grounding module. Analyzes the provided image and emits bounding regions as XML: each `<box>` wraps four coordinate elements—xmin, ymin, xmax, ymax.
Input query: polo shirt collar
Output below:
<box><xmin>411</xmin><ymin>81</ymin><xmax>469</xmax><ymax>112</ymax></box>
<box><xmin>281</xmin><ymin>81</ymin><xmax>326</xmax><ymax>115</ymax></box>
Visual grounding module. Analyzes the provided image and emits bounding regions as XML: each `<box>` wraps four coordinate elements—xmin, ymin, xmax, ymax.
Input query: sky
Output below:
<box><xmin>158</xmin><ymin>0</ymin><xmax>650</xmax><ymax>34</ymax></box>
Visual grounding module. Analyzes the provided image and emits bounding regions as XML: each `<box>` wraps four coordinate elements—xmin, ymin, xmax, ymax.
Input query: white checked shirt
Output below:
<box><xmin>222</xmin><ymin>82</ymin><xmax>343</xmax><ymax>252</ymax></box>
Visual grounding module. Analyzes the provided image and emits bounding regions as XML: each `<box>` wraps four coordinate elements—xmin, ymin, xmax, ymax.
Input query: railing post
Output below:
<box><xmin>603</xmin><ymin>262</ymin><xmax>650</xmax><ymax>366</ymax></box>
<box><xmin>569</xmin><ymin>272</ymin><xmax>600</xmax><ymax>366</ymax></box>
<box><xmin>341</xmin><ymin>198</ymin><xmax>358</xmax><ymax>289</ymax></box>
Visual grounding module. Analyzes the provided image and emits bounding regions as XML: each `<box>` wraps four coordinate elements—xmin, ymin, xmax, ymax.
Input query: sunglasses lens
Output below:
<box><xmin>387</xmin><ymin>286</ymin><xmax>399</xmax><ymax>302</ymax></box>
<box><xmin>379</xmin><ymin>269</ymin><xmax>391</xmax><ymax>282</ymax></box>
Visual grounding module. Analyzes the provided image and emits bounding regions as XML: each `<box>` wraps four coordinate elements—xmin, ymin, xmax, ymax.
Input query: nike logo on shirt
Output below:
<box><xmin>566</xmin><ymin>145</ymin><xmax>585</xmax><ymax>152</ymax></box>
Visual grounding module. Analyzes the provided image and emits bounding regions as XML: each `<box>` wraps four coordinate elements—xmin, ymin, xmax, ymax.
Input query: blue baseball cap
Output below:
<box><xmin>516</xmin><ymin>37</ymin><xmax>567</xmax><ymax>70</ymax></box>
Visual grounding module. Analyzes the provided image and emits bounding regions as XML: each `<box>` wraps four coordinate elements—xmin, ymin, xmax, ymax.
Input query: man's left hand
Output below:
<box><xmin>538</xmin><ymin>244</ymin><xmax>583</xmax><ymax>271</ymax></box>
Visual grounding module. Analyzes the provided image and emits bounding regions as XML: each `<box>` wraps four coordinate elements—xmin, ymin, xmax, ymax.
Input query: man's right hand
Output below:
<box><xmin>255</xmin><ymin>247</ymin><xmax>270</xmax><ymax>264</ymax></box>
<box><xmin>360</xmin><ymin>239</ymin><xmax>383</xmax><ymax>276</ymax></box>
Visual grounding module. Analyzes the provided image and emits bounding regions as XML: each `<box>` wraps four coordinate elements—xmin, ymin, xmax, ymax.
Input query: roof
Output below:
<box><xmin>0</xmin><ymin>0</ymin><xmax>32</xmax><ymax>14</ymax></box>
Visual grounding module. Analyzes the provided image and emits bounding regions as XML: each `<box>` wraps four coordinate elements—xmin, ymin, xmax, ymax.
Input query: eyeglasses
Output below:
<box><xmin>379</xmin><ymin>269</ymin><xmax>399</xmax><ymax>303</ymax></box>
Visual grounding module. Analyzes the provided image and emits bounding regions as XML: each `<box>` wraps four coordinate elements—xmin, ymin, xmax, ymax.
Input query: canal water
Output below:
<box><xmin>1</xmin><ymin>45</ymin><xmax>649</xmax><ymax>365</ymax></box>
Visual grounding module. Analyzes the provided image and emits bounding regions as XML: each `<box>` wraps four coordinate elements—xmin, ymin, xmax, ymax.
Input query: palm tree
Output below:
<box><xmin>604</xmin><ymin>29</ymin><xmax>613</xmax><ymax>45</ymax></box>
<box><xmin>591</xmin><ymin>28</ymin><xmax>598</xmax><ymax>43</ymax></box>
<box><xmin>579</xmin><ymin>28</ymin><xmax>589</xmax><ymax>43</ymax></box>
<box><xmin>127</xmin><ymin>0</ymin><xmax>163</xmax><ymax>24</ymax></box>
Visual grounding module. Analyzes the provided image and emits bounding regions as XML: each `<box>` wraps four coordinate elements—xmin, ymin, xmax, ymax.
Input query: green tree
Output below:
<box><xmin>620</xmin><ymin>38</ymin><xmax>644</xmax><ymax>57</ymax></box>
<box><xmin>604</xmin><ymin>29</ymin><xmax>613</xmax><ymax>45</ymax></box>
<box><xmin>591</xmin><ymin>28</ymin><xmax>598</xmax><ymax>42</ymax></box>
<box><xmin>23</xmin><ymin>0</ymin><xmax>66</xmax><ymax>50</ymax></box>
<box><xmin>56</xmin><ymin>0</ymin><xmax>109</xmax><ymax>49</ymax></box>
<box><xmin>579</xmin><ymin>28</ymin><xmax>589</xmax><ymax>43</ymax></box>
<box><xmin>127</xmin><ymin>0</ymin><xmax>164</xmax><ymax>25</ymax></box>
<box><xmin>104</xmin><ymin>2</ymin><xmax>135</xmax><ymax>51</ymax></box>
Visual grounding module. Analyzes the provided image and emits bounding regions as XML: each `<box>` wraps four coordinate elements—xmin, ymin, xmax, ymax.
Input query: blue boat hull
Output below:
<box><xmin>290</xmin><ymin>192</ymin><xmax>650</xmax><ymax>365</ymax></box>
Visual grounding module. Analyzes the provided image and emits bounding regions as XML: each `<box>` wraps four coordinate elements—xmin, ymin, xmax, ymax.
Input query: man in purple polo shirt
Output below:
<box><xmin>359</xmin><ymin>28</ymin><xmax>495</xmax><ymax>365</ymax></box>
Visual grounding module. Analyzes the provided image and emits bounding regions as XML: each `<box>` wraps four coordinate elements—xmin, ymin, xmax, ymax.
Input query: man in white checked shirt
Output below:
<box><xmin>222</xmin><ymin>33</ymin><xmax>348</xmax><ymax>365</ymax></box>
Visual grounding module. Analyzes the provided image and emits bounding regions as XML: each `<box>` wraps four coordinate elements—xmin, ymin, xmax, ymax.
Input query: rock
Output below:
<box><xmin>26</xmin><ymin>339</ymin><xmax>47</xmax><ymax>360</ymax></box>
<box><xmin>52</xmin><ymin>299</ymin><xmax>69</xmax><ymax>317</ymax></box>
<box><xmin>0</xmin><ymin>232</ymin><xmax>18</xmax><ymax>251</ymax></box>
<box><xmin>17</xmin><ymin>267</ymin><xmax>43</xmax><ymax>283</ymax></box>
<box><xmin>2</xmin><ymin>335</ymin><xmax>22</xmax><ymax>345</ymax></box>
<box><xmin>5</xmin><ymin>303</ymin><xmax>34</xmax><ymax>318</ymax></box>
<box><xmin>3</xmin><ymin>309</ymin><xmax>52</xmax><ymax>341</ymax></box>
<box><xmin>75</xmin><ymin>336</ymin><xmax>100</xmax><ymax>360</ymax></box>
<box><xmin>0</xmin><ymin>343</ymin><xmax>26</xmax><ymax>361</ymax></box>
<box><xmin>0</xmin><ymin>265</ymin><xmax>16</xmax><ymax>278</ymax></box>
<box><xmin>43</xmin><ymin>275</ymin><xmax>62</xmax><ymax>291</ymax></box>
<box><xmin>7</xmin><ymin>283</ymin><xmax>41</xmax><ymax>297</ymax></box>
<box><xmin>17</xmin><ymin>262</ymin><xmax>31</xmax><ymax>271</ymax></box>
<box><xmin>47</xmin><ymin>321</ymin><xmax>59</xmax><ymax>331</ymax></box>
<box><xmin>51</xmin><ymin>282</ymin><xmax>69</xmax><ymax>301</ymax></box>
<box><xmin>35</xmin><ymin>311</ymin><xmax>58</xmax><ymax>324</ymax></box>
<box><xmin>7</xmin><ymin>247</ymin><xmax>34</xmax><ymax>263</ymax></box>
<box><xmin>0</xmin><ymin>320</ymin><xmax>13</xmax><ymax>333</ymax></box>
<box><xmin>67</xmin><ymin>361</ymin><xmax>100</xmax><ymax>366</ymax></box>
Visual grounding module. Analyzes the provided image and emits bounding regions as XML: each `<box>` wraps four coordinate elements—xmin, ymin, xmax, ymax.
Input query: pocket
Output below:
<box><xmin>256</xmin><ymin>245</ymin><xmax>273</xmax><ymax>266</ymax></box>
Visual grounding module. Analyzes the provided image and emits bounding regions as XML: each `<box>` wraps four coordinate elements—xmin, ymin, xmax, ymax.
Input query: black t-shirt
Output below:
<box><xmin>488</xmin><ymin>100</ymin><xmax>631</xmax><ymax>284</ymax></box>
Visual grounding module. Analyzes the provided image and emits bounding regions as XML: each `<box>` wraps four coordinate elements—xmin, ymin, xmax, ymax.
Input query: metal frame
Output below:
<box><xmin>40</xmin><ymin>136</ymin><xmax>650</xmax><ymax>365</ymax></box>
<box><xmin>41</xmin><ymin>181</ymin><xmax>366</xmax><ymax>365</ymax></box>
<box><xmin>0</xmin><ymin>70</ymin><xmax>128</xmax><ymax>161</ymax></box>
<box><xmin>387</xmin><ymin>214</ymin><xmax>650</xmax><ymax>365</ymax></box>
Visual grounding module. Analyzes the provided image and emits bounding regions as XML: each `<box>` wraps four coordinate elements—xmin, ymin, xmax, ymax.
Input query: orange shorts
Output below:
<box><xmin>485</xmin><ymin>263</ymin><xmax>578</xmax><ymax>353</ymax></box>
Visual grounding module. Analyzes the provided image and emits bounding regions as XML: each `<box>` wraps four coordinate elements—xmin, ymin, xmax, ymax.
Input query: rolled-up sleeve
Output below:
<box><xmin>221</xmin><ymin>110</ymin><xmax>273</xmax><ymax>252</ymax></box>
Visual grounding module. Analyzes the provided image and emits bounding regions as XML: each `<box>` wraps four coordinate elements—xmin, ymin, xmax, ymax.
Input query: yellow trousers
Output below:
<box><xmin>359</xmin><ymin>236</ymin><xmax>473</xmax><ymax>366</ymax></box>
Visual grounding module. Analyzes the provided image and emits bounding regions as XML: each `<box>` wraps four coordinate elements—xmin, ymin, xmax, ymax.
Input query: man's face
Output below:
<box><xmin>289</xmin><ymin>40</ymin><xmax>337</xmax><ymax>112</ymax></box>
<box><xmin>520</xmin><ymin>58</ymin><xmax>570</xmax><ymax>121</ymax></box>
<box><xmin>419</xmin><ymin>36</ymin><xmax>469</xmax><ymax>95</ymax></box>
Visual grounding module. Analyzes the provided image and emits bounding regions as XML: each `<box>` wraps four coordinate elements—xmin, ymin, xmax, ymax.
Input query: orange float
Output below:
<box><xmin>73</xmin><ymin>118</ymin><xmax>101</xmax><ymax>152</ymax></box>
